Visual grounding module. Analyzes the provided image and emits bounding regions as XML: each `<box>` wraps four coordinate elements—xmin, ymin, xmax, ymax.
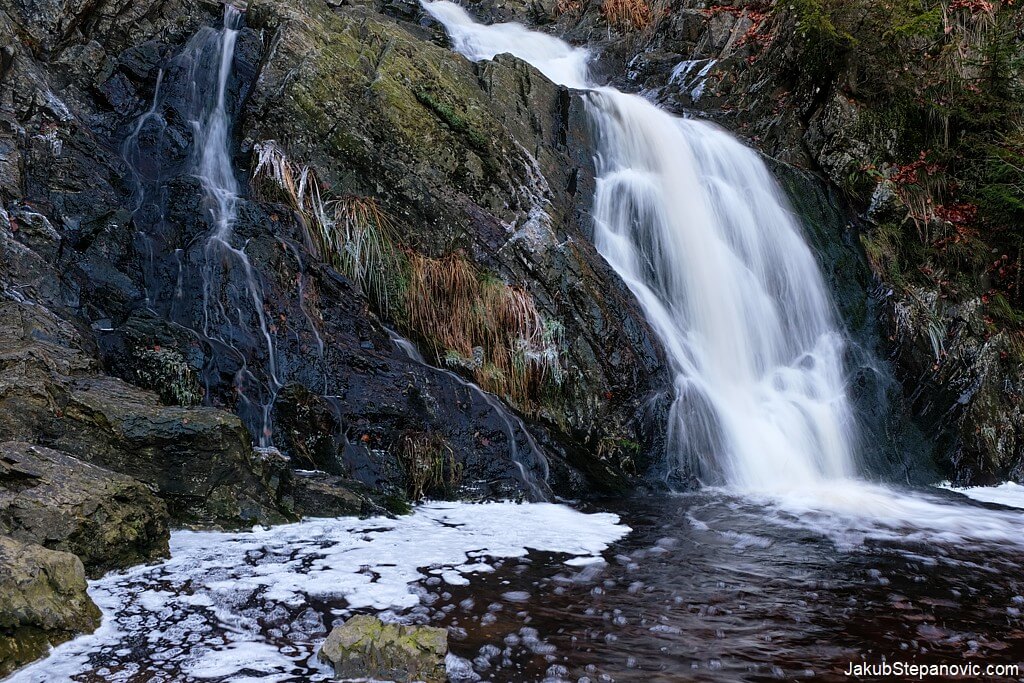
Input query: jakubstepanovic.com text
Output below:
<box><xmin>845</xmin><ymin>661</ymin><xmax>1019</xmax><ymax>678</ymax></box>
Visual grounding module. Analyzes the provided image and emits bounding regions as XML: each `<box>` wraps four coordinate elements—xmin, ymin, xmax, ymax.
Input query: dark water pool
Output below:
<box><xmin>434</xmin><ymin>492</ymin><xmax>1024</xmax><ymax>682</ymax></box>
<box><xmin>8</xmin><ymin>491</ymin><xmax>1024</xmax><ymax>683</ymax></box>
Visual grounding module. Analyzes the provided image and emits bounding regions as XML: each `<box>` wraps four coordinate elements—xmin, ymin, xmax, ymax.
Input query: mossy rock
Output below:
<box><xmin>318</xmin><ymin>614</ymin><xmax>448</xmax><ymax>682</ymax></box>
<box><xmin>0</xmin><ymin>536</ymin><xmax>101</xmax><ymax>676</ymax></box>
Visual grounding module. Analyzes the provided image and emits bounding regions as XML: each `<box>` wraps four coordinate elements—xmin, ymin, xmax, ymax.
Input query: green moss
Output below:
<box><xmin>415</xmin><ymin>89</ymin><xmax>490</xmax><ymax>152</ymax></box>
<box><xmin>381</xmin><ymin>493</ymin><xmax>412</xmax><ymax>516</ymax></box>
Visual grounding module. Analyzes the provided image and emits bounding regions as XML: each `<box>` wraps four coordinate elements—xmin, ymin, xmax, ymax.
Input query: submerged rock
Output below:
<box><xmin>0</xmin><ymin>441</ymin><xmax>170</xmax><ymax>577</ymax></box>
<box><xmin>318</xmin><ymin>614</ymin><xmax>448</xmax><ymax>683</ymax></box>
<box><xmin>0</xmin><ymin>535</ymin><xmax>100</xmax><ymax>677</ymax></box>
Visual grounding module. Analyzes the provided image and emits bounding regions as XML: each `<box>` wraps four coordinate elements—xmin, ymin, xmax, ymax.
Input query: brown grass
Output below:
<box><xmin>554</xmin><ymin>0</ymin><xmax>584</xmax><ymax>17</ymax></box>
<box><xmin>405</xmin><ymin>251</ymin><xmax>563</xmax><ymax>405</ymax></box>
<box><xmin>253</xmin><ymin>142</ymin><xmax>565</xmax><ymax>408</ymax></box>
<box><xmin>600</xmin><ymin>0</ymin><xmax>653</xmax><ymax>31</ymax></box>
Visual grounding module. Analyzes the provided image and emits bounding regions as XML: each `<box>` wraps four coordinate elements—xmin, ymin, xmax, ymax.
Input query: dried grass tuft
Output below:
<box><xmin>396</xmin><ymin>431</ymin><xmax>461</xmax><ymax>500</ymax></box>
<box><xmin>600</xmin><ymin>0</ymin><xmax>652</xmax><ymax>31</ymax></box>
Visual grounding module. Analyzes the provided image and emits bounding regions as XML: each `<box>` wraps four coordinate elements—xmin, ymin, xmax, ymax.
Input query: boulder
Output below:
<box><xmin>0</xmin><ymin>441</ymin><xmax>170</xmax><ymax>577</ymax></box>
<box><xmin>290</xmin><ymin>471</ymin><xmax>371</xmax><ymax>518</ymax></box>
<box><xmin>0</xmin><ymin>535</ymin><xmax>100</xmax><ymax>677</ymax></box>
<box><xmin>318</xmin><ymin>615</ymin><xmax>448</xmax><ymax>683</ymax></box>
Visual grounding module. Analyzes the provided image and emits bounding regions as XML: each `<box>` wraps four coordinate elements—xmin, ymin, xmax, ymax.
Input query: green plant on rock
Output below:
<box><xmin>414</xmin><ymin>89</ymin><xmax>489</xmax><ymax>153</ymax></box>
<box><xmin>129</xmin><ymin>346</ymin><xmax>203</xmax><ymax>406</ymax></box>
<box><xmin>596</xmin><ymin>435</ymin><xmax>642</xmax><ymax>474</ymax></box>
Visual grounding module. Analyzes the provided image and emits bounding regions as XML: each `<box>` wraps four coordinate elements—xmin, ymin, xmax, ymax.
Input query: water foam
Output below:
<box><xmin>8</xmin><ymin>502</ymin><xmax>628</xmax><ymax>682</ymax></box>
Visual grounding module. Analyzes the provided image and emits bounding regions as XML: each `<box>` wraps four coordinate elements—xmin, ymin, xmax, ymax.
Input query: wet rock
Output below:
<box><xmin>0</xmin><ymin>441</ymin><xmax>169</xmax><ymax>577</ymax></box>
<box><xmin>290</xmin><ymin>471</ymin><xmax>370</xmax><ymax>518</ymax></box>
<box><xmin>0</xmin><ymin>535</ymin><xmax>100</xmax><ymax>677</ymax></box>
<box><xmin>244</xmin><ymin>2</ymin><xmax>671</xmax><ymax>490</ymax></box>
<box><xmin>318</xmin><ymin>614</ymin><xmax>448</xmax><ymax>682</ymax></box>
<box><xmin>0</xmin><ymin>301</ymin><xmax>292</xmax><ymax>527</ymax></box>
<box><xmin>0</xmin><ymin>0</ymin><xmax>672</xmax><ymax>507</ymax></box>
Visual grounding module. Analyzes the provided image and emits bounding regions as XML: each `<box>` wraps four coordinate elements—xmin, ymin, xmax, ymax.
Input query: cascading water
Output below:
<box><xmin>589</xmin><ymin>96</ymin><xmax>856</xmax><ymax>489</ymax></box>
<box><xmin>422</xmin><ymin>0</ymin><xmax>1024</xmax><ymax>546</ymax></box>
<box><xmin>194</xmin><ymin>6</ymin><xmax>282</xmax><ymax>446</ymax></box>
<box><xmin>423</xmin><ymin>0</ymin><xmax>855</xmax><ymax>491</ymax></box>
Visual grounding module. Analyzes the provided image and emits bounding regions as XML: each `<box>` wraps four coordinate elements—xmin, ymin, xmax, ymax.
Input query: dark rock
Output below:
<box><xmin>0</xmin><ymin>300</ymin><xmax>292</xmax><ymax>528</ymax></box>
<box><xmin>318</xmin><ymin>614</ymin><xmax>448</xmax><ymax>683</ymax></box>
<box><xmin>0</xmin><ymin>535</ymin><xmax>100</xmax><ymax>677</ymax></box>
<box><xmin>0</xmin><ymin>441</ymin><xmax>170</xmax><ymax>577</ymax></box>
<box><xmin>290</xmin><ymin>471</ymin><xmax>370</xmax><ymax>518</ymax></box>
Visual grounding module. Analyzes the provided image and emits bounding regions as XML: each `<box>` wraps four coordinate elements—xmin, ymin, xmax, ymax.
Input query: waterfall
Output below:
<box><xmin>423</xmin><ymin>1</ymin><xmax>857</xmax><ymax>491</ymax></box>
<box><xmin>192</xmin><ymin>6</ymin><xmax>281</xmax><ymax>445</ymax></box>
<box><xmin>197</xmin><ymin>5</ymin><xmax>242</xmax><ymax>245</ymax></box>
<box><xmin>124</xmin><ymin>5</ymin><xmax>282</xmax><ymax>445</ymax></box>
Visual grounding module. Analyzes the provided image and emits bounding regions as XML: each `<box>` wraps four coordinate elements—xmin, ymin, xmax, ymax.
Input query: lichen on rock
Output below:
<box><xmin>318</xmin><ymin>614</ymin><xmax>448</xmax><ymax>683</ymax></box>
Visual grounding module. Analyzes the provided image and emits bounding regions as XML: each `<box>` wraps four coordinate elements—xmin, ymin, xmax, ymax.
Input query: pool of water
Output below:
<box><xmin>8</xmin><ymin>491</ymin><xmax>1024</xmax><ymax>682</ymax></box>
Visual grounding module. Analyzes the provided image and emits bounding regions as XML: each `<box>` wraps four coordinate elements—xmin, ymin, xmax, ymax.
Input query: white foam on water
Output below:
<box><xmin>8</xmin><ymin>502</ymin><xmax>628</xmax><ymax>683</ymax></box>
<box><xmin>704</xmin><ymin>482</ymin><xmax>1024</xmax><ymax>552</ymax></box>
<box><xmin>938</xmin><ymin>481</ymin><xmax>1024</xmax><ymax>510</ymax></box>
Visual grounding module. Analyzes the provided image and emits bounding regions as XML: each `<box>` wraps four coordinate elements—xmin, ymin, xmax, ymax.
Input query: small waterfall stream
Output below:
<box><xmin>123</xmin><ymin>5</ymin><xmax>282</xmax><ymax>445</ymax></box>
<box><xmin>385</xmin><ymin>327</ymin><xmax>551</xmax><ymax>499</ymax></box>
<box><xmin>195</xmin><ymin>6</ymin><xmax>282</xmax><ymax>446</ymax></box>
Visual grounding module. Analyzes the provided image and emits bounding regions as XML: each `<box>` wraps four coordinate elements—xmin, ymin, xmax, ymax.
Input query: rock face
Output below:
<box><xmin>240</xmin><ymin>1</ymin><xmax>670</xmax><ymax>492</ymax></box>
<box><xmin>0</xmin><ymin>300</ymin><xmax>293</xmax><ymax>527</ymax></box>
<box><xmin>0</xmin><ymin>536</ymin><xmax>101</xmax><ymax>677</ymax></box>
<box><xmin>0</xmin><ymin>0</ymin><xmax>672</xmax><ymax>511</ymax></box>
<box><xmin>0</xmin><ymin>441</ymin><xmax>170</xmax><ymax>577</ymax></box>
<box><xmin>318</xmin><ymin>615</ymin><xmax>448</xmax><ymax>683</ymax></box>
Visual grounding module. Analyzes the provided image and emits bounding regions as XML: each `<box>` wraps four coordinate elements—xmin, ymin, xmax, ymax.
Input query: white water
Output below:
<box><xmin>424</xmin><ymin>0</ymin><xmax>854</xmax><ymax>490</ymax></box>
<box><xmin>422</xmin><ymin>1</ymin><xmax>1024</xmax><ymax>544</ymax></box>
<box><xmin>193</xmin><ymin>6</ymin><xmax>282</xmax><ymax>445</ymax></box>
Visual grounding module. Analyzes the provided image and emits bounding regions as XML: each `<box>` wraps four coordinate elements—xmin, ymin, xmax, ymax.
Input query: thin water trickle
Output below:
<box><xmin>386</xmin><ymin>327</ymin><xmax>551</xmax><ymax>499</ymax></box>
<box><xmin>190</xmin><ymin>6</ymin><xmax>281</xmax><ymax>445</ymax></box>
<box><xmin>121</xmin><ymin>5</ymin><xmax>283</xmax><ymax>445</ymax></box>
